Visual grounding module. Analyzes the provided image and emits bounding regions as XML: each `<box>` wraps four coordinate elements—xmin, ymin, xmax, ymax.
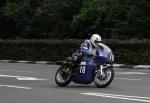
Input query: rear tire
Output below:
<box><xmin>55</xmin><ymin>65</ymin><xmax>72</xmax><ymax>87</ymax></box>
<box><xmin>94</xmin><ymin>66</ymin><xmax>114</xmax><ymax>88</ymax></box>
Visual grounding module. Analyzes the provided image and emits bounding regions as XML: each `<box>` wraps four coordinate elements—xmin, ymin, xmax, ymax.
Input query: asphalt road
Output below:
<box><xmin>0</xmin><ymin>62</ymin><xmax>150</xmax><ymax>103</ymax></box>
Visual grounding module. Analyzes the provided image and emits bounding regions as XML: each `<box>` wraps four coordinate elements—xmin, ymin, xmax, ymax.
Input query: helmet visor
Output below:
<box><xmin>94</xmin><ymin>40</ymin><xmax>101</xmax><ymax>44</ymax></box>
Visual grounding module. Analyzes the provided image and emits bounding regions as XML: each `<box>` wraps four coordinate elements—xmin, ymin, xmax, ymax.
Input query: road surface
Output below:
<box><xmin>0</xmin><ymin>62</ymin><xmax>150</xmax><ymax>103</ymax></box>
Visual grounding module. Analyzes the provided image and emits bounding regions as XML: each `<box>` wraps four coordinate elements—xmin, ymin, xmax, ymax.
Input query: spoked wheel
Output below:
<box><xmin>55</xmin><ymin>65</ymin><xmax>72</xmax><ymax>87</ymax></box>
<box><xmin>94</xmin><ymin>66</ymin><xmax>114</xmax><ymax>88</ymax></box>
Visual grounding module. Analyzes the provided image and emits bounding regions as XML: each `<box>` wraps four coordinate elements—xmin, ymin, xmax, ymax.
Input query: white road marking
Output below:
<box><xmin>0</xmin><ymin>74</ymin><xmax>20</xmax><ymax>78</ymax></box>
<box><xmin>115</xmin><ymin>78</ymin><xmax>142</xmax><ymax>81</ymax></box>
<box><xmin>17</xmin><ymin>61</ymin><xmax>29</xmax><ymax>63</ymax></box>
<box><xmin>16</xmin><ymin>71</ymin><xmax>34</xmax><ymax>74</ymax></box>
<box><xmin>36</xmin><ymin>61</ymin><xmax>48</xmax><ymax>64</ymax></box>
<box><xmin>0</xmin><ymin>60</ymin><xmax>12</xmax><ymax>62</ymax></box>
<box><xmin>113</xmin><ymin>64</ymin><xmax>125</xmax><ymax>67</ymax></box>
<box><xmin>134</xmin><ymin>65</ymin><xmax>150</xmax><ymax>69</ymax></box>
<box><xmin>0</xmin><ymin>74</ymin><xmax>48</xmax><ymax>81</ymax></box>
<box><xmin>0</xmin><ymin>70</ymin><xmax>12</xmax><ymax>71</ymax></box>
<box><xmin>17</xmin><ymin>77</ymin><xmax>47</xmax><ymax>80</ymax></box>
<box><xmin>0</xmin><ymin>69</ymin><xmax>34</xmax><ymax>74</ymax></box>
<box><xmin>138</xmin><ymin>69</ymin><xmax>150</xmax><ymax>72</ymax></box>
<box><xmin>0</xmin><ymin>85</ymin><xmax>32</xmax><ymax>89</ymax></box>
<box><xmin>81</xmin><ymin>92</ymin><xmax>150</xmax><ymax>103</ymax></box>
<box><xmin>116</xmin><ymin>72</ymin><xmax>147</xmax><ymax>75</ymax></box>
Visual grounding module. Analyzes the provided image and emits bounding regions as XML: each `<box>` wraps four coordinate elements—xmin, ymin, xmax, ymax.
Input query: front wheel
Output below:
<box><xmin>94</xmin><ymin>66</ymin><xmax>114</xmax><ymax>88</ymax></box>
<box><xmin>55</xmin><ymin>65</ymin><xmax>72</xmax><ymax>87</ymax></box>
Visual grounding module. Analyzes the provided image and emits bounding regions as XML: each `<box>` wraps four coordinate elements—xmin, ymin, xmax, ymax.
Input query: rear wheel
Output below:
<box><xmin>55</xmin><ymin>65</ymin><xmax>72</xmax><ymax>87</ymax></box>
<box><xmin>94</xmin><ymin>66</ymin><xmax>114</xmax><ymax>88</ymax></box>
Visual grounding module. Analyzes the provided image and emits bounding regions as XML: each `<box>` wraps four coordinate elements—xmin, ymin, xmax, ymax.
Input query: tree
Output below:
<box><xmin>72</xmin><ymin>0</ymin><xmax>150</xmax><ymax>39</ymax></box>
<box><xmin>1</xmin><ymin>0</ymin><xmax>83</xmax><ymax>39</ymax></box>
<box><xmin>1</xmin><ymin>0</ymin><xmax>150</xmax><ymax>39</ymax></box>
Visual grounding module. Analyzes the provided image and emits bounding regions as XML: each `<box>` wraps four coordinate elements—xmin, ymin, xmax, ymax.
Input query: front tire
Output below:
<box><xmin>94</xmin><ymin>66</ymin><xmax>114</xmax><ymax>88</ymax></box>
<box><xmin>55</xmin><ymin>65</ymin><xmax>72</xmax><ymax>87</ymax></box>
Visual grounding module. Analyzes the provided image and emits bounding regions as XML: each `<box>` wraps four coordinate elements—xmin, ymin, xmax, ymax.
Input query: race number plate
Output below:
<box><xmin>80</xmin><ymin>62</ymin><xmax>87</xmax><ymax>74</ymax></box>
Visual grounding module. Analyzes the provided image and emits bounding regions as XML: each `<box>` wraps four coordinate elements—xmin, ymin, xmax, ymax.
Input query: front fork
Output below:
<box><xmin>95</xmin><ymin>64</ymin><xmax>112</xmax><ymax>76</ymax></box>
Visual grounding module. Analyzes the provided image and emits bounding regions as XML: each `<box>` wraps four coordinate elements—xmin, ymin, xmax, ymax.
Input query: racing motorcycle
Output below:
<box><xmin>55</xmin><ymin>43</ymin><xmax>114</xmax><ymax>88</ymax></box>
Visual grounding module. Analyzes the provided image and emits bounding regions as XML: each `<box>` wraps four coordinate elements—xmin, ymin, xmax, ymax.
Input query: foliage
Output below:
<box><xmin>0</xmin><ymin>0</ymin><xmax>150</xmax><ymax>39</ymax></box>
<box><xmin>72</xmin><ymin>0</ymin><xmax>150</xmax><ymax>39</ymax></box>
<box><xmin>1</xmin><ymin>0</ymin><xmax>82</xmax><ymax>39</ymax></box>
<box><xmin>0</xmin><ymin>39</ymin><xmax>149</xmax><ymax>64</ymax></box>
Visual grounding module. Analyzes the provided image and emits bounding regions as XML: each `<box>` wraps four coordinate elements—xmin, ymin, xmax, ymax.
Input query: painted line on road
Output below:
<box><xmin>0</xmin><ymin>69</ymin><xmax>34</xmax><ymax>74</ymax></box>
<box><xmin>115</xmin><ymin>78</ymin><xmax>142</xmax><ymax>81</ymax></box>
<box><xmin>81</xmin><ymin>92</ymin><xmax>150</xmax><ymax>103</ymax></box>
<box><xmin>16</xmin><ymin>77</ymin><xmax>47</xmax><ymax>81</ymax></box>
<box><xmin>0</xmin><ymin>74</ymin><xmax>48</xmax><ymax>81</ymax></box>
<box><xmin>0</xmin><ymin>69</ymin><xmax>12</xmax><ymax>71</ymax></box>
<box><xmin>0</xmin><ymin>85</ymin><xmax>32</xmax><ymax>89</ymax></box>
<box><xmin>116</xmin><ymin>72</ymin><xmax>148</xmax><ymax>75</ymax></box>
<box><xmin>15</xmin><ymin>71</ymin><xmax>34</xmax><ymax>74</ymax></box>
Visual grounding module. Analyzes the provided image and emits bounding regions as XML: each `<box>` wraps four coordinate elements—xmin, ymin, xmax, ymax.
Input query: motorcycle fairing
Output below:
<box><xmin>72</xmin><ymin>60</ymin><xmax>95</xmax><ymax>84</ymax></box>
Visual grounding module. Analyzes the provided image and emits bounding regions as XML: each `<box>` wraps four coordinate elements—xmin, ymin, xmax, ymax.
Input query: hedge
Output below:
<box><xmin>0</xmin><ymin>39</ymin><xmax>149</xmax><ymax>65</ymax></box>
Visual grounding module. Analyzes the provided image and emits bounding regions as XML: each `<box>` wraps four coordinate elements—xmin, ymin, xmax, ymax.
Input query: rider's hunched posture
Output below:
<box><xmin>71</xmin><ymin>34</ymin><xmax>102</xmax><ymax>62</ymax></box>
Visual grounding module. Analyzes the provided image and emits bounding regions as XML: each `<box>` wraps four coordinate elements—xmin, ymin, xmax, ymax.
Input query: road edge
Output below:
<box><xmin>0</xmin><ymin>60</ymin><xmax>149</xmax><ymax>69</ymax></box>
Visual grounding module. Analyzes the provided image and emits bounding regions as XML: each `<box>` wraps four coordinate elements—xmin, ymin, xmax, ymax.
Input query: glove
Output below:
<box><xmin>65</xmin><ymin>57</ymin><xmax>72</xmax><ymax>61</ymax></box>
<box><xmin>72</xmin><ymin>56</ymin><xmax>78</xmax><ymax>61</ymax></box>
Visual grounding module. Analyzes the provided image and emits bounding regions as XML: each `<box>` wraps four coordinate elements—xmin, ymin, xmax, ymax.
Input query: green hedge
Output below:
<box><xmin>0</xmin><ymin>39</ymin><xmax>80</xmax><ymax>61</ymax></box>
<box><xmin>99</xmin><ymin>39</ymin><xmax>150</xmax><ymax>65</ymax></box>
<box><xmin>0</xmin><ymin>39</ymin><xmax>150</xmax><ymax>65</ymax></box>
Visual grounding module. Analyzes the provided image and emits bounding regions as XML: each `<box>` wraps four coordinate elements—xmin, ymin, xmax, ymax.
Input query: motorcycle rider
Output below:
<box><xmin>70</xmin><ymin>34</ymin><xmax>102</xmax><ymax>62</ymax></box>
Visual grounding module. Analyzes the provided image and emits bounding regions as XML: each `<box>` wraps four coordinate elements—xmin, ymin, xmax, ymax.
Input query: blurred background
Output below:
<box><xmin>0</xmin><ymin>0</ymin><xmax>150</xmax><ymax>64</ymax></box>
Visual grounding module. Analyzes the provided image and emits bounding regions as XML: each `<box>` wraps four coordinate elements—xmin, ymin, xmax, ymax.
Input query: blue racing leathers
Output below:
<box><xmin>72</xmin><ymin>40</ymin><xmax>99</xmax><ymax>60</ymax></box>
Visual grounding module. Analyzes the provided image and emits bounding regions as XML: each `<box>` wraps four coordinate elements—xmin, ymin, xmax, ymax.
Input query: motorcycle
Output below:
<box><xmin>55</xmin><ymin>43</ymin><xmax>114</xmax><ymax>88</ymax></box>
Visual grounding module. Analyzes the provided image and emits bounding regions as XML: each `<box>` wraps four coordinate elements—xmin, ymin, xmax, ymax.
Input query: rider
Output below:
<box><xmin>71</xmin><ymin>34</ymin><xmax>102</xmax><ymax>62</ymax></box>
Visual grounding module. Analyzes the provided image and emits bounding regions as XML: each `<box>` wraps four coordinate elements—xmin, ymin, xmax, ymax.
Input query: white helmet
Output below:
<box><xmin>90</xmin><ymin>34</ymin><xmax>101</xmax><ymax>47</ymax></box>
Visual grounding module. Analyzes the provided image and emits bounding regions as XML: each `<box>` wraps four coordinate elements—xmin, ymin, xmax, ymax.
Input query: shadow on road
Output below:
<box><xmin>49</xmin><ymin>84</ymin><xmax>114</xmax><ymax>90</ymax></box>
